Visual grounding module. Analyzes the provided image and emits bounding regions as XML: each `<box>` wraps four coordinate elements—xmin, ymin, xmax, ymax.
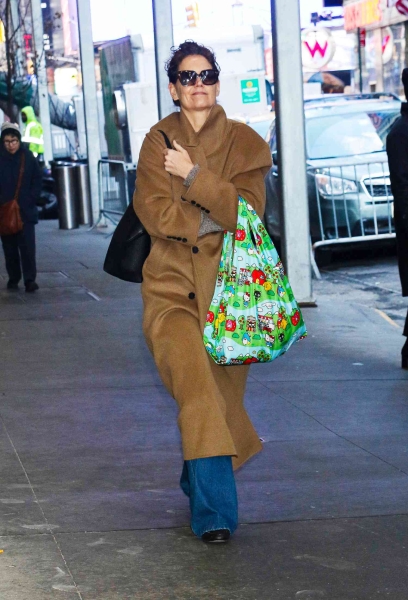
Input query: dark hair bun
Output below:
<box><xmin>165</xmin><ymin>40</ymin><xmax>220</xmax><ymax>107</ymax></box>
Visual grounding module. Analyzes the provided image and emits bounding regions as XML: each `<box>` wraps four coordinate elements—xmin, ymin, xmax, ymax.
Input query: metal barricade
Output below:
<box><xmin>310</xmin><ymin>158</ymin><xmax>395</xmax><ymax>277</ymax></box>
<box><xmin>97</xmin><ymin>159</ymin><xmax>136</xmax><ymax>226</ymax></box>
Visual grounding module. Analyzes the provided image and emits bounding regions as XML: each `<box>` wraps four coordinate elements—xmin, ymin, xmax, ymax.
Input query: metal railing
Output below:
<box><xmin>96</xmin><ymin>159</ymin><xmax>136</xmax><ymax>227</ymax></box>
<box><xmin>310</xmin><ymin>158</ymin><xmax>395</xmax><ymax>278</ymax></box>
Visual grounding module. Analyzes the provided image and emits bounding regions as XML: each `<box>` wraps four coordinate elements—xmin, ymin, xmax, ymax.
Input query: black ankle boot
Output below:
<box><xmin>402</xmin><ymin>339</ymin><xmax>408</xmax><ymax>370</ymax></box>
<box><xmin>201</xmin><ymin>529</ymin><xmax>230</xmax><ymax>543</ymax></box>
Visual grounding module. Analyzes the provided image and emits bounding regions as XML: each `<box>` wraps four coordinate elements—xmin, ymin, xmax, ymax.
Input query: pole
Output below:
<box><xmin>31</xmin><ymin>0</ymin><xmax>53</xmax><ymax>165</ymax></box>
<box><xmin>10</xmin><ymin>0</ymin><xmax>25</xmax><ymax>78</ymax></box>
<box><xmin>76</xmin><ymin>0</ymin><xmax>101</xmax><ymax>223</ymax></box>
<box><xmin>357</xmin><ymin>28</ymin><xmax>363</xmax><ymax>92</ymax></box>
<box><xmin>270</xmin><ymin>0</ymin><xmax>313</xmax><ymax>304</ymax></box>
<box><xmin>152</xmin><ymin>0</ymin><xmax>174</xmax><ymax>119</ymax></box>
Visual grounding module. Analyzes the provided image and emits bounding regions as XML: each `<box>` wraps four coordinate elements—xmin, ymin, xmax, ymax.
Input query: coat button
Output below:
<box><xmin>177</xmin><ymin>237</ymin><xmax>182</xmax><ymax>241</ymax></box>
<box><xmin>188</xmin><ymin>292</ymin><xmax>195</xmax><ymax>300</ymax></box>
<box><xmin>182</xmin><ymin>238</ymin><xmax>187</xmax><ymax>243</ymax></box>
<box><xmin>191</xmin><ymin>200</ymin><xmax>196</xmax><ymax>205</ymax></box>
<box><xmin>205</xmin><ymin>209</ymin><xmax>210</xmax><ymax>214</ymax></box>
<box><xmin>196</xmin><ymin>203</ymin><xmax>201</xmax><ymax>208</ymax></box>
<box><xmin>192</xmin><ymin>246</ymin><xmax>199</xmax><ymax>254</ymax></box>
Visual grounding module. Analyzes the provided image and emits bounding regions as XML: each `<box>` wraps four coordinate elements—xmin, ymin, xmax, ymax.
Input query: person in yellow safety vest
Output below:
<box><xmin>21</xmin><ymin>106</ymin><xmax>44</xmax><ymax>158</ymax></box>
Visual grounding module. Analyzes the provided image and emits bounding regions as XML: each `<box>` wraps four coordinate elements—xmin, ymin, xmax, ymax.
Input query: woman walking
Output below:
<box><xmin>133</xmin><ymin>41</ymin><xmax>271</xmax><ymax>542</ymax></box>
<box><xmin>0</xmin><ymin>122</ymin><xmax>42</xmax><ymax>292</ymax></box>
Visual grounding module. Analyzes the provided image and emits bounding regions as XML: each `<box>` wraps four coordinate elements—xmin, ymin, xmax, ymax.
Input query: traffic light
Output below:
<box><xmin>186</xmin><ymin>3</ymin><xmax>199</xmax><ymax>27</ymax></box>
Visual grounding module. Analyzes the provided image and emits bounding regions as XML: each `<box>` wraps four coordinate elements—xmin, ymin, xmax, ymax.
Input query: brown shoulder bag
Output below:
<box><xmin>0</xmin><ymin>152</ymin><xmax>25</xmax><ymax>237</ymax></box>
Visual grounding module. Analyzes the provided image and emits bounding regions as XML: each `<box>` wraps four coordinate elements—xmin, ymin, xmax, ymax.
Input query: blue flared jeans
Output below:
<box><xmin>180</xmin><ymin>456</ymin><xmax>238</xmax><ymax>537</ymax></box>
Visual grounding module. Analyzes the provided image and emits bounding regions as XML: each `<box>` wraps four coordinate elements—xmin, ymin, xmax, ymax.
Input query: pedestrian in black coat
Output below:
<box><xmin>0</xmin><ymin>122</ymin><xmax>43</xmax><ymax>292</ymax></box>
<box><xmin>386</xmin><ymin>68</ymin><xmax>408</xmax><ymax>368</ymax></box>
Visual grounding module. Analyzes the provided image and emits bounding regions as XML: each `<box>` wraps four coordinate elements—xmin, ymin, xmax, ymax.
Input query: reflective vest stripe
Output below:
<box><xmin>22</xmin><ymin>122</ymin><xmax>43</xmax><ymax>145</ymax></box>
<box><xmin>22</xmin><ymin>135</ymin><xmax>44</xmax><ymax>144</ymax></box>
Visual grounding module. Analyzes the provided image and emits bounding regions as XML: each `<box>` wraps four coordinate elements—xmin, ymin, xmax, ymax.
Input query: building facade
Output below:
<box><xmin>343</xmin><ymin>0</ymin><xmax>408</xmax><ymax>96</ymax></box>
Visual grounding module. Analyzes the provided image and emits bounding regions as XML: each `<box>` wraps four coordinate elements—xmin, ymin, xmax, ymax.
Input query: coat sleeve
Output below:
<box><xmin>133</xmin><ymin>130</ymin><xmax>201</xmax><ymax>246</ymax></box>
<box><xmin>387</xmin><ymin>127</ymin><xmax>408</xmax><ymax>235</ymax></box>
<box><xmin>182</xmin><ymin>125</ymin><xmax>272</xmax><ymax>232</ymax></box>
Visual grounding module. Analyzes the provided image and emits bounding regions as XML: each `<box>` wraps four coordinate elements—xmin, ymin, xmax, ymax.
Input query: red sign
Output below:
<box><xmin>396</xmin><ymin>0</ymin><xmax>408</xmax><ymax>16</ymax></box>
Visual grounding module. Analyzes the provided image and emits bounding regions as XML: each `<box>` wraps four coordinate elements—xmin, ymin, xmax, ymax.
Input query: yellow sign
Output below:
<box><xmin>344</xmin><ymin>0</ymin><xmax>382</xmax><ymax>31</ymax></box>
<box><xmin>186</xmin><ymin>3</ymin><xmax>199</xmax><ymax>27</ymax></box>
<box><xmin>0</xmin><ymin>21</ymin><xmax>5</xmax><ymax>44</ymax></box>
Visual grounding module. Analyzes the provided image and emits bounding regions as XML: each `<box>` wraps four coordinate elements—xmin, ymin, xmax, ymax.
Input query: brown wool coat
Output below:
<box><xmin>133</xmin><ymin>104</ymin><xmax>272</xmax><ymax>469</ymax></box>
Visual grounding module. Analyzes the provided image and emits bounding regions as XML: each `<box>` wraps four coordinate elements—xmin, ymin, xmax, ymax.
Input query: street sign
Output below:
<box><xmin>302</xmin><ymin>27</ymin><xmax>336</xmax><ymax>70</ymax></box>
<box><xmin>240</xmin><ymin>78</ymin><xmax>261</xmax><ymax>104</ymax></box>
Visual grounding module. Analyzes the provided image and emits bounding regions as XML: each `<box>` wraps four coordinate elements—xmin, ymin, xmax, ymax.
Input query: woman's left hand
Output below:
<box><xmin>163</xmin><ymin>140</ymin><xmax>194</xmax><ymax>179</ymax></box>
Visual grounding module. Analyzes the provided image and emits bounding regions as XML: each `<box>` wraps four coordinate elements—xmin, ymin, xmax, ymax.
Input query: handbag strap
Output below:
<box><xmin>13</xmin><ymin>152</ymin><xmax>26</xmax><ymax>202</ymax></box>
<box><xmin>158</xmin><ymin>130</ymin><xmax>172</xmax><ymax>150</ymax></box>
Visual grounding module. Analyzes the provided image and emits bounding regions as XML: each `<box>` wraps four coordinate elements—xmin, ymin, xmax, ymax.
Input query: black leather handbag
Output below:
<box><xmin>103</xmin><ymin>130</ymin><xmax>172</xmax><ymax>283</ymax></box>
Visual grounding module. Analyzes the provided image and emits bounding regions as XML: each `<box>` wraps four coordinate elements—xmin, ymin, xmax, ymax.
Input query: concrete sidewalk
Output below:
<box><xmin>1</xmin><ymin>221</ymin><xmax>408</xmax><ymax>600</ymax></box>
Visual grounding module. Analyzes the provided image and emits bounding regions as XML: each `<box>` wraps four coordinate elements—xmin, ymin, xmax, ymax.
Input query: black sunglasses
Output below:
<box><xmin>176</xmin><ymin>69</ymin><xmax>219</xmax><ymax>87</ymax></box>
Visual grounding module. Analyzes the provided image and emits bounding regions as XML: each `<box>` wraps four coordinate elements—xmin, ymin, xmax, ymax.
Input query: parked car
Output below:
<box><xmin>264</xmin><ymin>93</ymin><xmax>402</xmax><ymax>242</ymax></box>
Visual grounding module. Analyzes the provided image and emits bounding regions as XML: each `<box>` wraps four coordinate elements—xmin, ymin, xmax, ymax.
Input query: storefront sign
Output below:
<box><xmin>344</xmin><ymin>0</ymin><xmax>383</xmax><ymax>31</ymax></box>
<box><xmin>240</xmin><ymin>79</ymin><xmax>261</xmax><ymax>104</ymax></box>
<box><xmin>301</xmin><ymin>28</ymin><xmax>336</xmax><ymax>70</ymax></box>
<box><xmin>382</xmin><ymin>26</ymin><xmax>394</xmax><ymax>62</ymax></box>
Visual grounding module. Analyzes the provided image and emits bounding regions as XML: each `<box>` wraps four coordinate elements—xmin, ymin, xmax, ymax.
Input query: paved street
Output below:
<box><xmin>1</xmin><ymin>221</ymin><xmax>408</xmax><ymax>600</ymax></box>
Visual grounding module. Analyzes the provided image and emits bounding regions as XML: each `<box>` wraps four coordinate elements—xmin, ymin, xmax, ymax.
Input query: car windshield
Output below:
<box><xmin>306</xmin><ymin>110</ymin><xmax>400</xmax><ymax>159</ymax></box>
<box><xmin>248</xmin><ymin>119</ymin><xmax>273</xmax><ymax>140</ymax></box>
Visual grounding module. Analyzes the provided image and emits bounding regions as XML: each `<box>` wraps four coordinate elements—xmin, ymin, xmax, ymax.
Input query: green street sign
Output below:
<box><xmin>241</xmin><ymin>78</ymin><xmax>261</xmax><ymax>104</ymax></box>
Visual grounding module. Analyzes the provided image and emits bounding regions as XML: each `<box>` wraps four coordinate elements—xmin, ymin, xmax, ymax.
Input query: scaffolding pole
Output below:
<box><xmin>76</xmin><ymin>0</ymin><xmax>101</xmax><ymax>223</ymax></box>
<box><xmin>270</xmin><ymin>0</ymin><xmax>314</xmax><ymax>304</ymax></box>
<box><xmin>31</xmin><ymin>0</ymin><xmax>53</xmax><ymax>164</ymax></box>
<box><xmin>152</xmin><ymin>0</ymin><xmax>175</xmax><ymax>119</ymax></box>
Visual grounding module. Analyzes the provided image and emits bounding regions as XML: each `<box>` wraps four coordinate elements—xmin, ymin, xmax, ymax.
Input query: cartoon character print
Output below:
<box><xmin>276</xmin><ymin>309</ymin><xmax>289</xmax><ymax>330</ymax></box>
<box><xmin>278</xmin><ymin>332</ymin><xmax>285</xmax><ymax>343</ymax></box>
<box><xmin>227</xmin><ymin>266</ymin><xmax>237</xmax><ymax>283</ymax></box>
<box><xmin>275</xmin><ymin>260</ymin><xmax>285</xmax><ymax>278</ymax></box>
<box><xmin>245</xmin><ymin>202</ymin><xmax>257</xmax><ymax>216</ymax></box>
<box><xmin>225</xmin><ymin>315</ymin><xmax>237</xmax><ymax>332</ymax></box>
<box><xmin>258</xmin><ymin>314</ymin><xmax>275</xmax><ymax>333</ymax></box>
<box><xmin>216</xmin><ymin>270</ymin><xmax>224</xmax><ymax>286</ymax></box>
<box><xmin>277</xmin><ymin>285</ymin><xmax>285</xmax><ymax>298</ymax></box>
<box><xmin>253</xmin><ymin>290</ymin><xmax>262</xmax><ymax>303</ymax></box>
<box><xmin>226</xmin><ymin>285</ymin><xmax>235</xmax><ymax>299</ymax></box>
<box><xmin>212</xmin><ymin>309</ymin><xmax>226</xmax><ymax>339</ymax></box>
<box><xmin>265</xmin><ymin>333</ymin><xmax>275</xmax><ymax>348</ymax></box>
<box><xmin>243</xmin><ymin>291</ymin><xmax>251</xmax><ymax>308</ymax></box>
<box><xmin>242</xmin><ymin>332</ymin><xmax>251</xmax><ymax>346</ymax></box>
<box><xmin>238</xmin><ymin>268</ymin><xmax>251</xmax><ymax>286</ymax></box>
<box><xmin>246</xmin><ymin>316</ymin><xmax>257</xmax><ymax>332</ymax></box>
<box><xmin>238</xmin><ymin>315</ymin><xmax>246</xmax><ymax>330</ymax></box>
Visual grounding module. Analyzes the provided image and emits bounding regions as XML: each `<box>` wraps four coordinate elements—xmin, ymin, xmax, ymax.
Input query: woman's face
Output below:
<box><xmin>169</xmin><ymin>54</ymin><xmax>220</xmax><ymax>113</ymax></box>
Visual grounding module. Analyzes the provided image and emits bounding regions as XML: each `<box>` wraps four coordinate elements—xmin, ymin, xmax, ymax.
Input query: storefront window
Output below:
<box><xmin>383</xmin><ymin>23</ymin><xmax>406</xmax><ymax>98</ymax></box>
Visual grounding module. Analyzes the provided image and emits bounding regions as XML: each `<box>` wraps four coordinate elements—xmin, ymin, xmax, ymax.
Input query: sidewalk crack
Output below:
<box><xmin>0</xmin><ymin>414</ymin><xmax>84</xmax><ymax>599</ymax></box>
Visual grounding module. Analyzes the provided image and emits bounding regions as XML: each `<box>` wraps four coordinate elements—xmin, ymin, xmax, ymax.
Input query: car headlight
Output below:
<box><xmin>315</xmin><ymin>174</ymin><xmax>357</xmax><ymax>196</ymax></box>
